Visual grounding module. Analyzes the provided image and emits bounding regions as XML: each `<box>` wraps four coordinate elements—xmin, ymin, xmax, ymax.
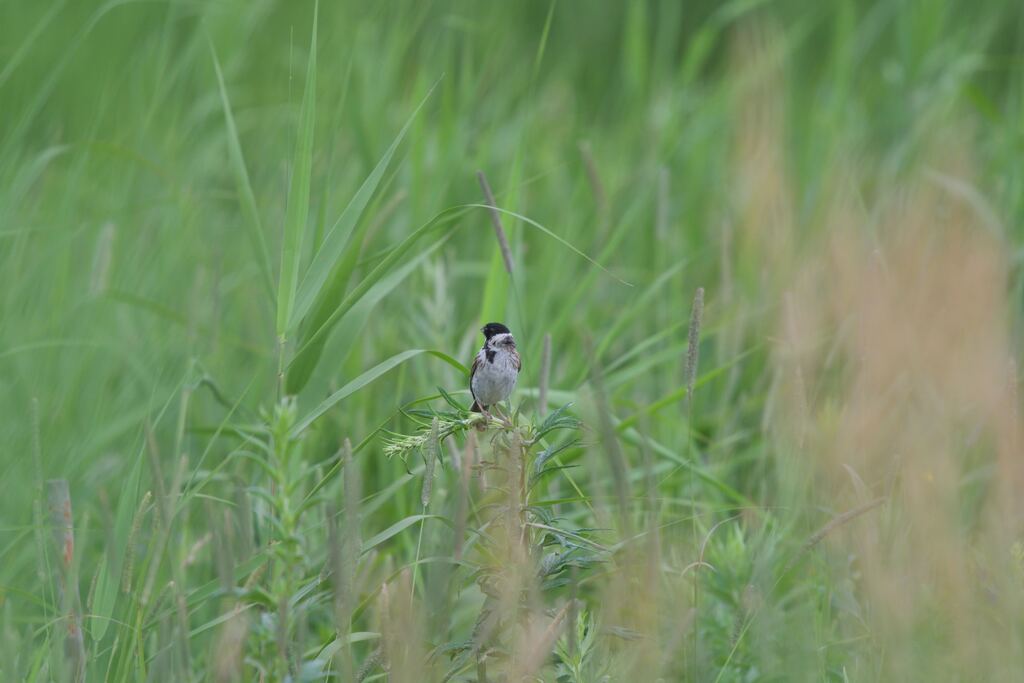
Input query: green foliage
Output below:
<box><xmin>1</xmin><ymin>0</ymin><xmax>1023</xmax><ymax>681</ymax></box>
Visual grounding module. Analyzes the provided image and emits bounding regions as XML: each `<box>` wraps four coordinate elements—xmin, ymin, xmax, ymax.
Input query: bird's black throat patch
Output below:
<box><xmin>485</xmin><ymin>347</ymin><xmax>496</xmax><ymax>363</ymax></box>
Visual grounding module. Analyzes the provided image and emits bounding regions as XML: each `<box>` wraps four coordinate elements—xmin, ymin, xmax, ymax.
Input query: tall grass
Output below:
<box><xmin>2</xmin><ymin>1</ymin><xmax>1024</xmax><ymax>681</ymax></box>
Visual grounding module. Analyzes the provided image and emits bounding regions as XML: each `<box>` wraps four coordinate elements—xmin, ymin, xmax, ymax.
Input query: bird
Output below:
<box><xmin>469</xmin><ymin>322</ymin><xmax>521</xmax><ymax>418</ymax></box>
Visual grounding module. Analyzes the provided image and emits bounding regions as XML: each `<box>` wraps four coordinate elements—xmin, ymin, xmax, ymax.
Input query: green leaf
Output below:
<box><xmin>290</xmin><ymin>349</ymin><xmax>467</xmax><ymax>437</ymax></box>
<box><xmin>276</xmin><ymin>2</ymin><xmax>318</xmax><ymax>337</ymax></box>
<box><xmin>289</xmin><ymin>201</ymin><xmax>606</xmax><ymax>386</ymax></box>
<box><xmin>477</xmin><ymin>161</ymin><xmax>518</xmax><ymax>327</ymax></box>
<box><xmin>289</xmin><ymin>206</ymin><xmax>469</xmax><ymax>370</ymax></box>
<box><xmin>289</xmin><ymin>82</ymin><xmax>439</xmax><ymax>328</ymax></box>
<box><xmin>285</xmin><ymin>237</ymin><xmax>447</xmax><ymax>394</ymax></box>
<box><xmin>465</xmin><ymin>203</ymin><xmax>631</xmax><ymax>286</ymax></box>
<box><xmin>360</xmin><ymin>514</ymin><xmax>442</xmax><ymax>555</ymax></box>
<box><xmin>91</xmin><ymin>443</ymin><xmax>144</xmax><ymax>642</ymax></box>
<box><xmin>209</xmin><ymin>39</ymin><xmax>274</xmax><ymax>301</ymax></box>
<box><xmin>188</xmin><ymin>604</ymin><xmax>256</xmax><ymax>639</ymax></box>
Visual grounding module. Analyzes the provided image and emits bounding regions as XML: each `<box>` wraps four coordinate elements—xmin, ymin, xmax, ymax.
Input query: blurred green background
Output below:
<box><xmin>2</xmin><ymin>0</ymin><xmax>1024</xmax><ymax>680</ymax></box>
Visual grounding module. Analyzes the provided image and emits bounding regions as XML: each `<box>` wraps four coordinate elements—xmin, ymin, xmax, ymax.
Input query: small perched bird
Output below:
<box><xmin>470</xmin><ymin>322</ymin><xmax>521</xmax><ymax>417</ymax></box>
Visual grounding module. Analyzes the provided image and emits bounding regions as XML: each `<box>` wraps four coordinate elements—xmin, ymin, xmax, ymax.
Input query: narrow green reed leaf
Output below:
<box><xmin>289</xmin><ymin>81</ymin><xmax>440</xmax><ymax>329</ymax></box>
<box><xmin>477</xmin><ymin>167</ymin><xmax>516</xmax><ymax>328</ymax></box>
<box><xmin>285</xmin><ymin>231</ymin><xmax>449</xmax><ymax>394</ymax></box>
<box><xmin>91</xmin><ymin>441</ymin><xmax>144</xmax><ymax>642</ymax></box>
<box><xmin>276</xmin><ymin>1</ymin><xmax>318</xmax><ymax>337</ymax></box>
<box><xmin>292</xmin><ymin>202</ymin><xmax>618</xmax><ymax>376</ymax></box>
<box><xmin>360</xmin><ymin>514</ymin><xmax>444</xmax><ymax>555</ymax></box>
<box><xmin>209</xmin><ymin>39</ymin><xmax>274</xmax><ymax>302</ymax></box>
<box><xmin>289</xmin><ymin>206</ymin><xmax>470</xmax><ymax>369</ymax></box>
<box><xmin>290</xmin><ymin>349</ymin><xmax>467</xmax><ymax>437</ymax></box>
<box><xmin>463</xmin><ymin>203</ymin><xmax>632</xmax><ymax>286</ymax></box>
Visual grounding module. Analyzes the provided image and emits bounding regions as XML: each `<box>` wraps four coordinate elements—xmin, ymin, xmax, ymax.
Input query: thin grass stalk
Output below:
<box><xmin>325</xmin><ymin>511</ymin><xmax>346</xmax><ymax>634</ymax></box>
<box><xmin>1008</xmin><ymin>357</ymin><xmax>1020</xmax><ymax>455</ymax></box>
<box><xmin>121</xmin><ymin>491</ymin><xmax>152</xmax><ymax>594</ymax></box>
<box><xmin>326</xmin><ymin>505</ymin><xmax>351</xmax><ymax>679</ymax></box>
<box><xmin>471</xmin><ymin>598</ymin><xmax>499</xmax><ymax>682</ymax></box>
<box><xmin>511</xmin><ymin>431</ymin><xmax>526</xmax><ymax>548</ymax></box>
<box><xmin>568</xmin><ymin>565</ymin><xmax>580</xmax><ymax>658</ymax></box>
<box><xmin>342</xmin><ymin>438</ymin><xmax>361</xmax><ymax>583</ymax></box>
<box><xmin>31</xmin><ymin>398</ymin><xmax>42</xmax><ymax>491</ymax></box>
<box><xmin>656</xmin><ymin>166</ymin><xmax>669</xmax><ymax>242</ymax></box>
<box><xmin>46</xmin><ymin>479</ymin><xmax>85</xmax><ymax>683</ymax></box>
<box><xmin>517</xmin><ymin>599</ymin><xmax>574</xmax><ymax>677</ymax></box>
<box><xmin>89</xmin><ymin>221</ymin><xmax>115</xmax><ymax>295</ymax></box>
<box><xmin>174</xmin><ymin>583</ymin><xmax>193</xmax><ymax>673</ymax></box>
<box><xmin>173</xmin><ymin>379</ymin><xmax>191</xmax><ymax>465</ymax></box>
<box><xmin>276</xmin><ymin>595</ymin><xmax>292</xmax><ymax>679</ymax></box>
<box><xmin>685</xmin><ymin>287</ymin><xmax>704</xmax><ymax>406</ymax></box>
<box><xmin>331</xmin><ymin>439</ymin><xmax>360</xmax><ymax>676</ymax></box>
<box><xmin>454</xmin><ymin>431</ymin><xmax>476</xmax><ymax>561</ymax></box>
<box><xmin>378</xmin><ymin>571</ymin><xmax>430</xmax><ymax>682</ymax></box>
<box><xmin>411</xmin><ymin>418</ymin><xmax>438</xmax><ymax>602</ymax></box>
<box><xmin>145</xmin><ymin>421</ymin><xmax>170</xmax><ymax>529</ymax></box>
<box><xmin>31</xmin><ymin>397</ymin><xmax>57</xmax><ymax>652</ymax></box>
<box><xmin>539</xmin><ymin>333</ymin><xmax>551</xmax><ymax>417</ymax></box>
<box><xmin>143</xmin><ymin>469</ymin><xmax>189</xmax><ymax>609</ymax></box>
<box><xmin>587</xmin><ymin>340</ymin><xmax>632</xmax><ymax>536</ymax></box>
<box><xmin>684</xmin><ymin>286</ymin><xmax>704</xmax><ymax>680</ymax></box>
<box><xmin>212</xmin><ymin>607</ymin><xmax>249</xmax><ymax>683</ymax></box>
<box><xmin>476</xmin><ymin>170</ymin><xmax>514</xmax><ymax>274</ymax></box>
<box><xmin>235</xmin><ymin>482</ymin><xmax>254</xmax><ymax>561</ymax></box>
<box><xmin>208</xmin><ymin>501</ymin><xmax>235</xmax><ymax>592</ymax></box>
<box><xmin>581</xmin><ymin>143</ymin><xmax>602</xmax><ymax>216</ymax></box>
<box><xmin>638</xmin><ymin>415</ymin><xmax>662</xmax><ymax>609</ymax></box>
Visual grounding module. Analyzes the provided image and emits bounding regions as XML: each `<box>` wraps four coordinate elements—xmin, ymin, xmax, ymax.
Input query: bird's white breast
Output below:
<box><xmin>471</xmin><ymin>350</ymin><xmax>518</xmax><ymax>406</ymax></box>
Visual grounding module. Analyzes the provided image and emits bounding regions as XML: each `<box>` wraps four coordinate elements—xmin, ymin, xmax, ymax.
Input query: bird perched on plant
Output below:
<box><xmin>470</xmin><ymin>322</ymin><xmax>521</xmax><ymax>418</ymax></box>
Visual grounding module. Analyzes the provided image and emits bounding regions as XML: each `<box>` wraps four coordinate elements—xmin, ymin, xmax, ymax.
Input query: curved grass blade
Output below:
<box><xmin>89</xmin><ymin>440</ymin><xmax>143</xmax><ymax>642</ymax></box>
<box><xmin>594</xmin><ymin>261</ymin><xmax>685</xmax><ymax>361</ymax></box>
<box><xmin>361</xmin><ymin>514</ymin><xmax>449</xmax><ymax>555</ymax></box>
<box><xmin>288</xmin><ymin>206</ymin><xmax>470</xmax><ymax>369</ymax></box>
<box><xmin>463</xmin><ymin>203</ymin><xmax>632</xmax><ymax>286</ymax></box>
<box><xmin>291</xmin><ymin>202</ymin><xmax>619</xmax><ymax>378</ymax></box>
<box><xmin>276</xmin><ymin>1</ymin><xmax>318</xmax><ymax>337</ymax></box>
<box><xmin>209</xmin><ymin>39</ymin><xmax>274</xmax><ymax>302</ymax></box>
<box><xmin>477</xmin><ymin>167</ymin><xmax>517</xmax><ymax>326</ymax></box>
<box><xmin>290</xmin><ymin>348</ymin><xmax>467</xmax><ymax>437</ymax></box>
<box><xmin>289</xmin><ymin>81</ymin><xmax>440</xmax><ymax>329</ymax></box>
<box><xmin>285</xmin><ymin>236</ymin><xmax>449</xmax><ymax>393</ymax></box>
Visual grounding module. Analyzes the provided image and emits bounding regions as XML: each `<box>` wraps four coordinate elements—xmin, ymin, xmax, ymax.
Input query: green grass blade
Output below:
<box><xmin>285</xmin><ymin>236</ymin><xmax>449</xmax><ymax>393</ymax></box>
<box><xmin>89</xmin><ymin>438</ymin><xmax>144</xmax><ymax>642</ymax></box>
<box><xmin>289</xmin><ymin>81</ymin><xmax>439</xmax><ymax>329</ymax></box>
<box><xmin>209</xmin><ymin>39</ymin><xmax>274</xmax><ymax>302</ymax></box>
<box><xmin>290</xmin><ymin>348</ymin><xmax>467</xmax><ymax>437</ymax></box>
<box><xmin>276</xmin><ymin>1</ymin><xmax>318</xmax><ymax>337</ymax></box>
<box><xmin>288</xmin><ymin>206</ymin><xmax>469</xmax><ymax>371</ymax></box>
<box><xmin>360</xmin><ymin>514</ymin><xmax>443</xmax><ymax>555</ymax></box>
<box><xmin>477</xmin><ymin>164</ymin><xmax>518</xmax><ymax>327</ymax></box>
<box><xmin>464</xmin><ymin>203</ymin><xmax>632</xmax><ymax>286</ymax></box>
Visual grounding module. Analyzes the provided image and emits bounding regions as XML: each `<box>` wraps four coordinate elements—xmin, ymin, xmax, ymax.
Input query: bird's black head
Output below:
<box><xmin>481</xmin><ymin>322</ymin><xmax>511</xmax><ymax>339</ymax></box>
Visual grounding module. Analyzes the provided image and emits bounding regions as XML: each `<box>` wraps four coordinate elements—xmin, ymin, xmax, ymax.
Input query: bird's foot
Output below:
<box><xmin>491</xmin><ymin>406</ymin><xmax>514</xmax><ymax>429</ymax></box>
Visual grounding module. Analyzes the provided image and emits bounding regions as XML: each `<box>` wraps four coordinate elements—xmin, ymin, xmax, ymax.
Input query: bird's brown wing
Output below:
<box><xmin>512</xmin><ymin>348</ymin><xmax>522</xmax><ymax>372</ymax></box>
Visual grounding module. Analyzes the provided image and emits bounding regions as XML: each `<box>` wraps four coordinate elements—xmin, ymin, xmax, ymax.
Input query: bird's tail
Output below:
<box><xmin>470</xmin><ymin>401</ymin><xmax>484</xmax><ymax>413</ymax></box>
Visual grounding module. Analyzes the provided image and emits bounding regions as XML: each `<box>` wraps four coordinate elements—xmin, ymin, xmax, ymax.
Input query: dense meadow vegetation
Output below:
<box><xmin>3</xmin><ymin>1</ymin><xmax>1024</xmax><ymax>680</ymax></box>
